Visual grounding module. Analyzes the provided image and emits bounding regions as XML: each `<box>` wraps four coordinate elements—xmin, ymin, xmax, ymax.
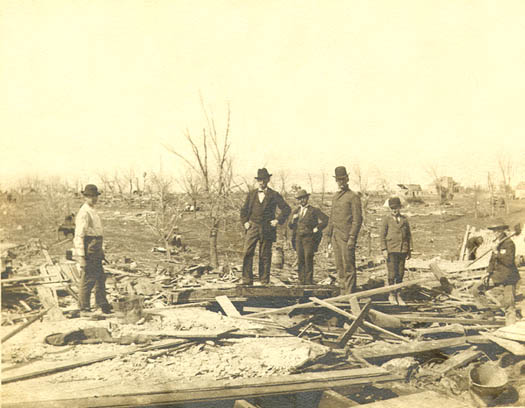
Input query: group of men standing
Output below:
<box><xmin>240</xmin><ymin>166</ymin><xmax>366</xmax><ymax>294</ymax></box>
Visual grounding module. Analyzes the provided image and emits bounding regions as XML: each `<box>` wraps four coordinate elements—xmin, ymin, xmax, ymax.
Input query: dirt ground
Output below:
<box><xmin>2</xmin><ymin>191</ymin><xmax>525</xmax><ymax>407</ymax></box>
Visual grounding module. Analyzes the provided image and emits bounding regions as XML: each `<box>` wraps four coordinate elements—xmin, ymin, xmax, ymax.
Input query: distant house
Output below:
<box><xmin>397</xmin><ymin>184</ymin><xmax>422</xmax><ymax>198</ymax></box>
<box><xmin>516</xmin><ymin>182</ymin><xmax>525</xmax><ymax>200</ymax></box>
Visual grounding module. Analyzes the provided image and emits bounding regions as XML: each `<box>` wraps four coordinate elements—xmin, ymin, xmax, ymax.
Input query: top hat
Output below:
<box><xmin>388</xmin><ymin>197</ymin><xmax>402</xmax><ymax>209</ymax></box>
<box><xmin>82</xmin><ymin>184</ymin><xmax>102</xmax><ymax>197</ymax></box>
<box><xmin>255</xmin><ymin>168</ymin><xmax>272</xmax><ymax>180</ymax></box>
<box><xmin>333</xmin><ymin>166</ymin><xmax>348</xmax><ymax>179</ymax></box>
<box><xmin>295</xmin><ymin>189</ymin><xmax>310</xmax><ymax>199</ymax></box>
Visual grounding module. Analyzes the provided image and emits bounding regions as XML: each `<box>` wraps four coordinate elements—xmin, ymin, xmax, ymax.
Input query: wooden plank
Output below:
<box><xmin>435</xmin><ymin>348</ymin><xmax>482</xmax><ymax>375</ymax></box>
<box><xmin>0</xmin><ymin>275</ymin><xmax>61</xmax><ymax>284</ymax></box>
<box><xmin>354</xmin><ymin>336</ymin><xmax>489</xmax><ymax>360</ymax></box>
<box><xmin>139</xmin><ymin>329</ymin><xmax>239</xmax><ymax>340</ymax></box>
<box><xmin>336</xmin><ymin>301</ymin><xmax>372</xmax><ymax>348</ymax></box>
<box><xmin>170</xmin><ymin>285</ymin><xmax>338</xmax><ymax>303</ymax></box>
<box><xmin>483</xmin><ymin>333</ymin><xmax>525</xmax><ymax>356</ymax></box>
<box><xmin>318</xmin><ymin>390</ymin><xmax>360</xmax><ymax>408</ymax></box>
<box><xmin>1</xmin><ymin>308</ymin><xmax>51</xmax><ymax>343</ymax></box>
<box><xmin>2</xmin><ymin>367</ymin><xmax>399</xmax><ymax>408</ymax></box>
<box><xmin>233</xmin><ymin>400</ymin><xmax>258</xmax><ymax>408</ymax></box>
<box><xmin>349</xmin><ymin>297</ymin><xmax>361</xmax><ymax>315</ymax></box>
<box><xmin>390</xmin><ymin>315</ymin><xmax>504</xmax><ymax>326</ymax></box>
<box><xmin>310</xmin><ymin>297</ymin><xmax>410</xmax><ymax>343</ymax></box>
<box><xmin>357</xmin><ymin>390</ymin><xmax>473</xmax><ymax>407</ymax></box>
<box><xmin>459</xmin><ymin>225</ymin><xmax>471</xmax><ymax>261</ymax></box>
<box><xmin>249</xmin><ymin>278</ymin><xmax>429</xmax><ymax>318</ymax></box>
<box><xmin>216</xmin><ymin>295</ymin><xmax>242</xmax><ymax>317</ymax></box>
<box><xmin>2</xmin><ymin>339</ymin><xmax>190</xmax><ymax>384</ymax></box>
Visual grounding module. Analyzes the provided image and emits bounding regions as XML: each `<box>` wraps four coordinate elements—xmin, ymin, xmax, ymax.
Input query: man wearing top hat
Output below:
<box><xmin>380</xmin><ymin>197</ymin><xmax>413</xmax><ymax>305</ymax></box>
<box><xmin>74</xmin><ymin>184</ymin><xmax>112</xmax><ymax>315</ymax></box>
<box><xmin>327</xmin><ymin>166</ymin><xmax>363</xmax><ymax>294</ymax></box>
<box><xmin>240</xmin><ymin>168</ymin><xmax>291</xmax><ymax>285</ymax></box>
<box><xmin>288</xmin><ymin>189</ymin><xmax>329</xmax><ymax>285</ymax></box>
<box><xmin>486</xmin><ymin>223</ymin><xmax>520</xmax><ymax>325</ymax></box>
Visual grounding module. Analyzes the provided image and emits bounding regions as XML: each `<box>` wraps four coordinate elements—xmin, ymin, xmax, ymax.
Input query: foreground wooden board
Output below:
<box><xmin>354</xmin><ymin>390</ymin><xmax>474</xmax><ymax>407</ymax></box>
<box><xmin>2</xmin><ymin>367</ymin><xmax>399</xmax><ymax>407</ymax></box>
<box><xmin>169</xmin><ymin>285</ymin><xmax>338</xmax><ymax>303</ymax></box>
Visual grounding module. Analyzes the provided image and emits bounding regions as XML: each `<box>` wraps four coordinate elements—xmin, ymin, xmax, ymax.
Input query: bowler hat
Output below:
<box><xmin>333</xmin><ymin>166</ymin><xmax>348</xmax><ymax>179</ymax></box>
<box><xmin>82</xmin><ymin>184</ymin><xmax>102</xmax><ymax>196</ymax></box>
<box><xmin>295</xmin><ymin>189</ymin><xmax>310</xmax><ymax>199</ymax></box>
<box><xmin>487</xmin><ymin>223</ymin><xmax>509</xmax><ymax>231</ymax></box>
<box><xmin>255</xmin><ymin>168</ymin><xmax>272</xmax><ymax>180</ymax></box>
<box><xmin>388</xmin><ymin>197</ymin><xmax>402</xmax><ymax>209</ymax></box>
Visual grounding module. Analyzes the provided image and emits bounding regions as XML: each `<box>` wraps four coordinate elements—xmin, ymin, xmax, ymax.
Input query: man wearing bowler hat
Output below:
<box><xmin>486</xmin><ymin>223</ymin><xmax>521</xmax><ymax>325</ymax></box>
<box><xmin>380</xmin><ymin>197</ymin><xmax>413</xmax><ymax>305</ymax></box>
<box><xmin>74</xmin><ymin>184</ymin><xmax>112</xmax><ymax>315</ymax></box>
<box><xmin>240</xmin><ymin>168</ymin><xmax>291</xmax><ymax>285</ymax></box>
<box><xmin>288</xmin><ymin>189</ymin><xmax>328</xmax><ymax>285</ymax></box>
<box><xmin>327</xmin><ymin>166</ymin><xmax>363</xmax><ymax>294</ymax></box>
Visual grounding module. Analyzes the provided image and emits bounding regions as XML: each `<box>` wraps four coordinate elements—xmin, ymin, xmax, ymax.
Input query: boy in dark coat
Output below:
<box><xmin>380</xmin><ymin>197</ymin><xmax>413</xmax><ymax>305</ymax></box>
<box><xmin>240</xmin><ymin>168</ymin><xmax>291</xmax><ymax>285</ymax></box>
<box><xmin>487</xmin><ymin>224</ymin><xmax>520</xmax><ymax>325</ymax></box>
<box><xmin>288</xmin><ymin>189</ymin><xmax>329</xmax><ymax>285</ymax></box>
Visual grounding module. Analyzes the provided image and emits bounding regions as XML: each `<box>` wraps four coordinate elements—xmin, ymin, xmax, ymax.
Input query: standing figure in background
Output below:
<box><xmin>240</xmin><ymin>168</ymin><xmax>291</xmax><ymax>285</ymax></box>
<box><xmin>74</xmin><ymin>184</ymin><xmax>112</xmax><ymax>315</ymax></box>
<box><xmin>288</xmin><ymin>189</ymin><xmax>328</xmax><ymax>285</ymax></box>
<box><xmin>466</xmin><ymin>236</ymin><xmax>484</xmax><ymax>260</ymax></box>
<box><xmin>486</xmin><ymin>224</ymin><xmax>520</xmax><ymax>325</ymax></box>
<box><xmin>327</xmin><ymin>166</ymin><xmax>363</xmax><ymax>294</ymax></box>
<box><xmin>380</xmin><ymin>197</ymin><xmax>413</xmax><ymax>305</ymax></box>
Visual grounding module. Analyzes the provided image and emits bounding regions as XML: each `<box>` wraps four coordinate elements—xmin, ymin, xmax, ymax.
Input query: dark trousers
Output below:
<box><xmin>332</xmin><ymin>230</ymin><xmax>357</xmax><ymax>294</ymax></box>
<box><xmin>242</xmin><ymin>225</ymin><xmax>273</xmax><ymax>284</ymax></box>
<box><xmin>79</xmin><ymin>258</ymin><xmax>109</xmax><ymax>310</ymax></box>
<box><xmin>296</xmin><ymin>234</ymin><xmax>315</xmax><ymax>285</ymax></box>
<box><xmin>386</xmin><ymin>252</ymin><xmax>407</xmax><ymax>285</ymax></box>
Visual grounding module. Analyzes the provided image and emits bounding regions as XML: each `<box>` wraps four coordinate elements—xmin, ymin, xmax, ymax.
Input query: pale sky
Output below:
<box><xmin>1</xmin><ymin>0</ymin><xmax>524</xmax><ymax>191</ymax></box>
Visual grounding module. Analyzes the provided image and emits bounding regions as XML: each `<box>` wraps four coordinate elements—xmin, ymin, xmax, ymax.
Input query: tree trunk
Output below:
<box><xmin>210</xmin><ymin>224</ymin><xmax>219</xmax><ymax>268</ymax></box>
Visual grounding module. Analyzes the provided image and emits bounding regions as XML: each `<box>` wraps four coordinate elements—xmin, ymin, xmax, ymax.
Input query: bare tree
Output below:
<box><xmin>276</xmin><ymin>170</ymin><xmax>289</xmax><ymax>196</ymax></box>
<box><xmin>351</xmin><ymin>164</ymin><xmax>372</xmax><ymax>256</ymax></box>
<box><xmin>498</xmin><ymin>156</ymin><xmax>514</xmax><ymax>215</ymax></box>
<box><xmin>320</xmin><ymin>171</ymin><xmax>326</xmax><ymax>206</ymax></box>
<box><xmin>181</xmin><ymin>169</ymin><xmax>202</xmax><ymax>218</ymax></box>
<box><xmin>165</xmin><ymin>98</ymin><xmax>234</xmax><ymax>268</ymax></box>
<box><xmin>112</xmin><ymin>170</ymin><xmax>124</xmax><ymax>196</ymax></box>
<box><xmin>307</xmin><ymin>173</ymin><xmax>315</xmax><ymax>195</ymax></box>
<box><xmin>143</xmin><ymin>173</ymin><xmax>183</xmax><ymax>260</ymax></box>
<box><xmin>488</xmin><ymin>172</ymin><xmax>496</xmax><ymax>217</ymax></box>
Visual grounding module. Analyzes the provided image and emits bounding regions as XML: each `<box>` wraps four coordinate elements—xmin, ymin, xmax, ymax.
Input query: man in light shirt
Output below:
<box><xmin>74</xmin><ymin>184</ymin><xmax>112</xmax><ymax>315</ymax></box>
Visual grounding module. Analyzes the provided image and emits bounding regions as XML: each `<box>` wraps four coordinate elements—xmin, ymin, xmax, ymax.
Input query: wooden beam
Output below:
<box><xmin>390</xmin><ymin>315</ymin><xmax>504</xmax><ymax>326</ymax></box>
<box><xmin>215</xmin><ymin>295</ymin><xmax>242</xmax><ymax>317</ymax></box>
<box><xmin>2</xmin><ymin>367</ymin><xmax>400</xmax><ymax>408</ymax></box>
<box><xmin>2</xmin><ymin>339</ymin><xmax>190</xmax><ymax>384</ymax></box>
<box><xmin>355</xmin><ymin>390</ymin><xmax>473</xmax><ymax>407</ymax></box>
<box><xmin>354</xmin><ymin>336</ymin><xmax>488</xmax><ymax>360</ymax></box>
<box><xmin>1</xmin><ymin>308</ymin><xmax>51</xmax><ymax>343</ymax></box>
<box><xmin>318</xmin><ymin>390</ymin><xmax>360</xmax><ymax>407</ymax></box>
<box><xmin>336</xmin><ymin>301</ymin><xmax>372</xmax><ymax>348</ymax></box>
<box><xmin>248</xmin><ymin>278</ymin><xmax>429</xmax><ymax>318</ymax></box>
<box><xmin>459</xmin><ymin>225</ymin><xmax>471</xmax><ymax>261</ymax></box>
<box><xmin>310</xmin><ymin>297</ymin><xmax>409</xmax><ymax>343</ymax></box>
<box><xmin>434</xmin><ymin>348</ymin><xmax>482</xmax><ymax>375</ymax></box>
<box><xmin>233</xmin><ymin>400</ymin><xmax>258</xmax><ymax>408</ymax></box>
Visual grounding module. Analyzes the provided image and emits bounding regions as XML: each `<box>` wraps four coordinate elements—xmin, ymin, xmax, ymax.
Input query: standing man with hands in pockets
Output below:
<box><xmin>74</xmin><ymin>184</ymin><xmax>112</xmax><ymax>316</ymax></box>
<box><xmin>240</xmin><ymin>168</ymin><xmax>291</xmax><ymax>285</ymax></box>
<box><xmin>327</xmin><ymin>166</ymin><xmax>363</xmax><ymax>294</ymax></box>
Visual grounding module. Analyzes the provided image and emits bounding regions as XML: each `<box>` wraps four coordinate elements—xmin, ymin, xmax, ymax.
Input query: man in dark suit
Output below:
<box><xmin>487</xmin><ymin>223</ymin><xmax>520</xmax><ymax>325</ymax></box>
<box><xmin>327</xmin><ymin>166</ymin><xmax>363</xmax><ymax>294</ymax></box>
<box><xmin>240</xmin><ymin>168</ymin><xmax>291</xmax><ymax>285</ymax></box>
<box><xmin>380</xmin><ymin>197</ymin><xmax>413</xmax><ymax>305</ymax></box>
<box><xmin>288</xmin><ymin>189</ymin><xmax>329</xmax><ymax>285</ymax></box>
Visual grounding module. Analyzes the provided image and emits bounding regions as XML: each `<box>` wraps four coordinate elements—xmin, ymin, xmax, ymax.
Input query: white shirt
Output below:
<box><xmin>258</xmin><ymin>188</ymin><xmax>267</xmax><ymax>203</ymax></box>
<box><xmin>300</xmin><ymin>205</ymin><xmax>309</xmax><ymax>218</ymax></box>
<box><xmin>74</xmin><ymin>203</ymin><xmax>104</xmax><ymax>257</ymax></box>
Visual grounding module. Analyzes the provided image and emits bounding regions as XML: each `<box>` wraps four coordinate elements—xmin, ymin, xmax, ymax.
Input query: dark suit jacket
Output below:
<box><xmin>240</xmin><ymin>188</ymin><xmax>291</xmax><ymax>242</ymax></box>
<box><xmin>327</xmin><ymin>189</ymin><xmax>362</xmax><ymax>244</ymax></box>
<box><xmin>380</xmin><ymin>214</ymin><xmax>412</xmax><ymax>253</ymax></box>
<box><xmin>489</xmin><ymin>237</ymin><xmax>520</xmax><ymax>285</ymax></box>
<box><xmin>288</xmin><ymin>205</ymin><xmax>329</xmax><ymax>251</ymax></box>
